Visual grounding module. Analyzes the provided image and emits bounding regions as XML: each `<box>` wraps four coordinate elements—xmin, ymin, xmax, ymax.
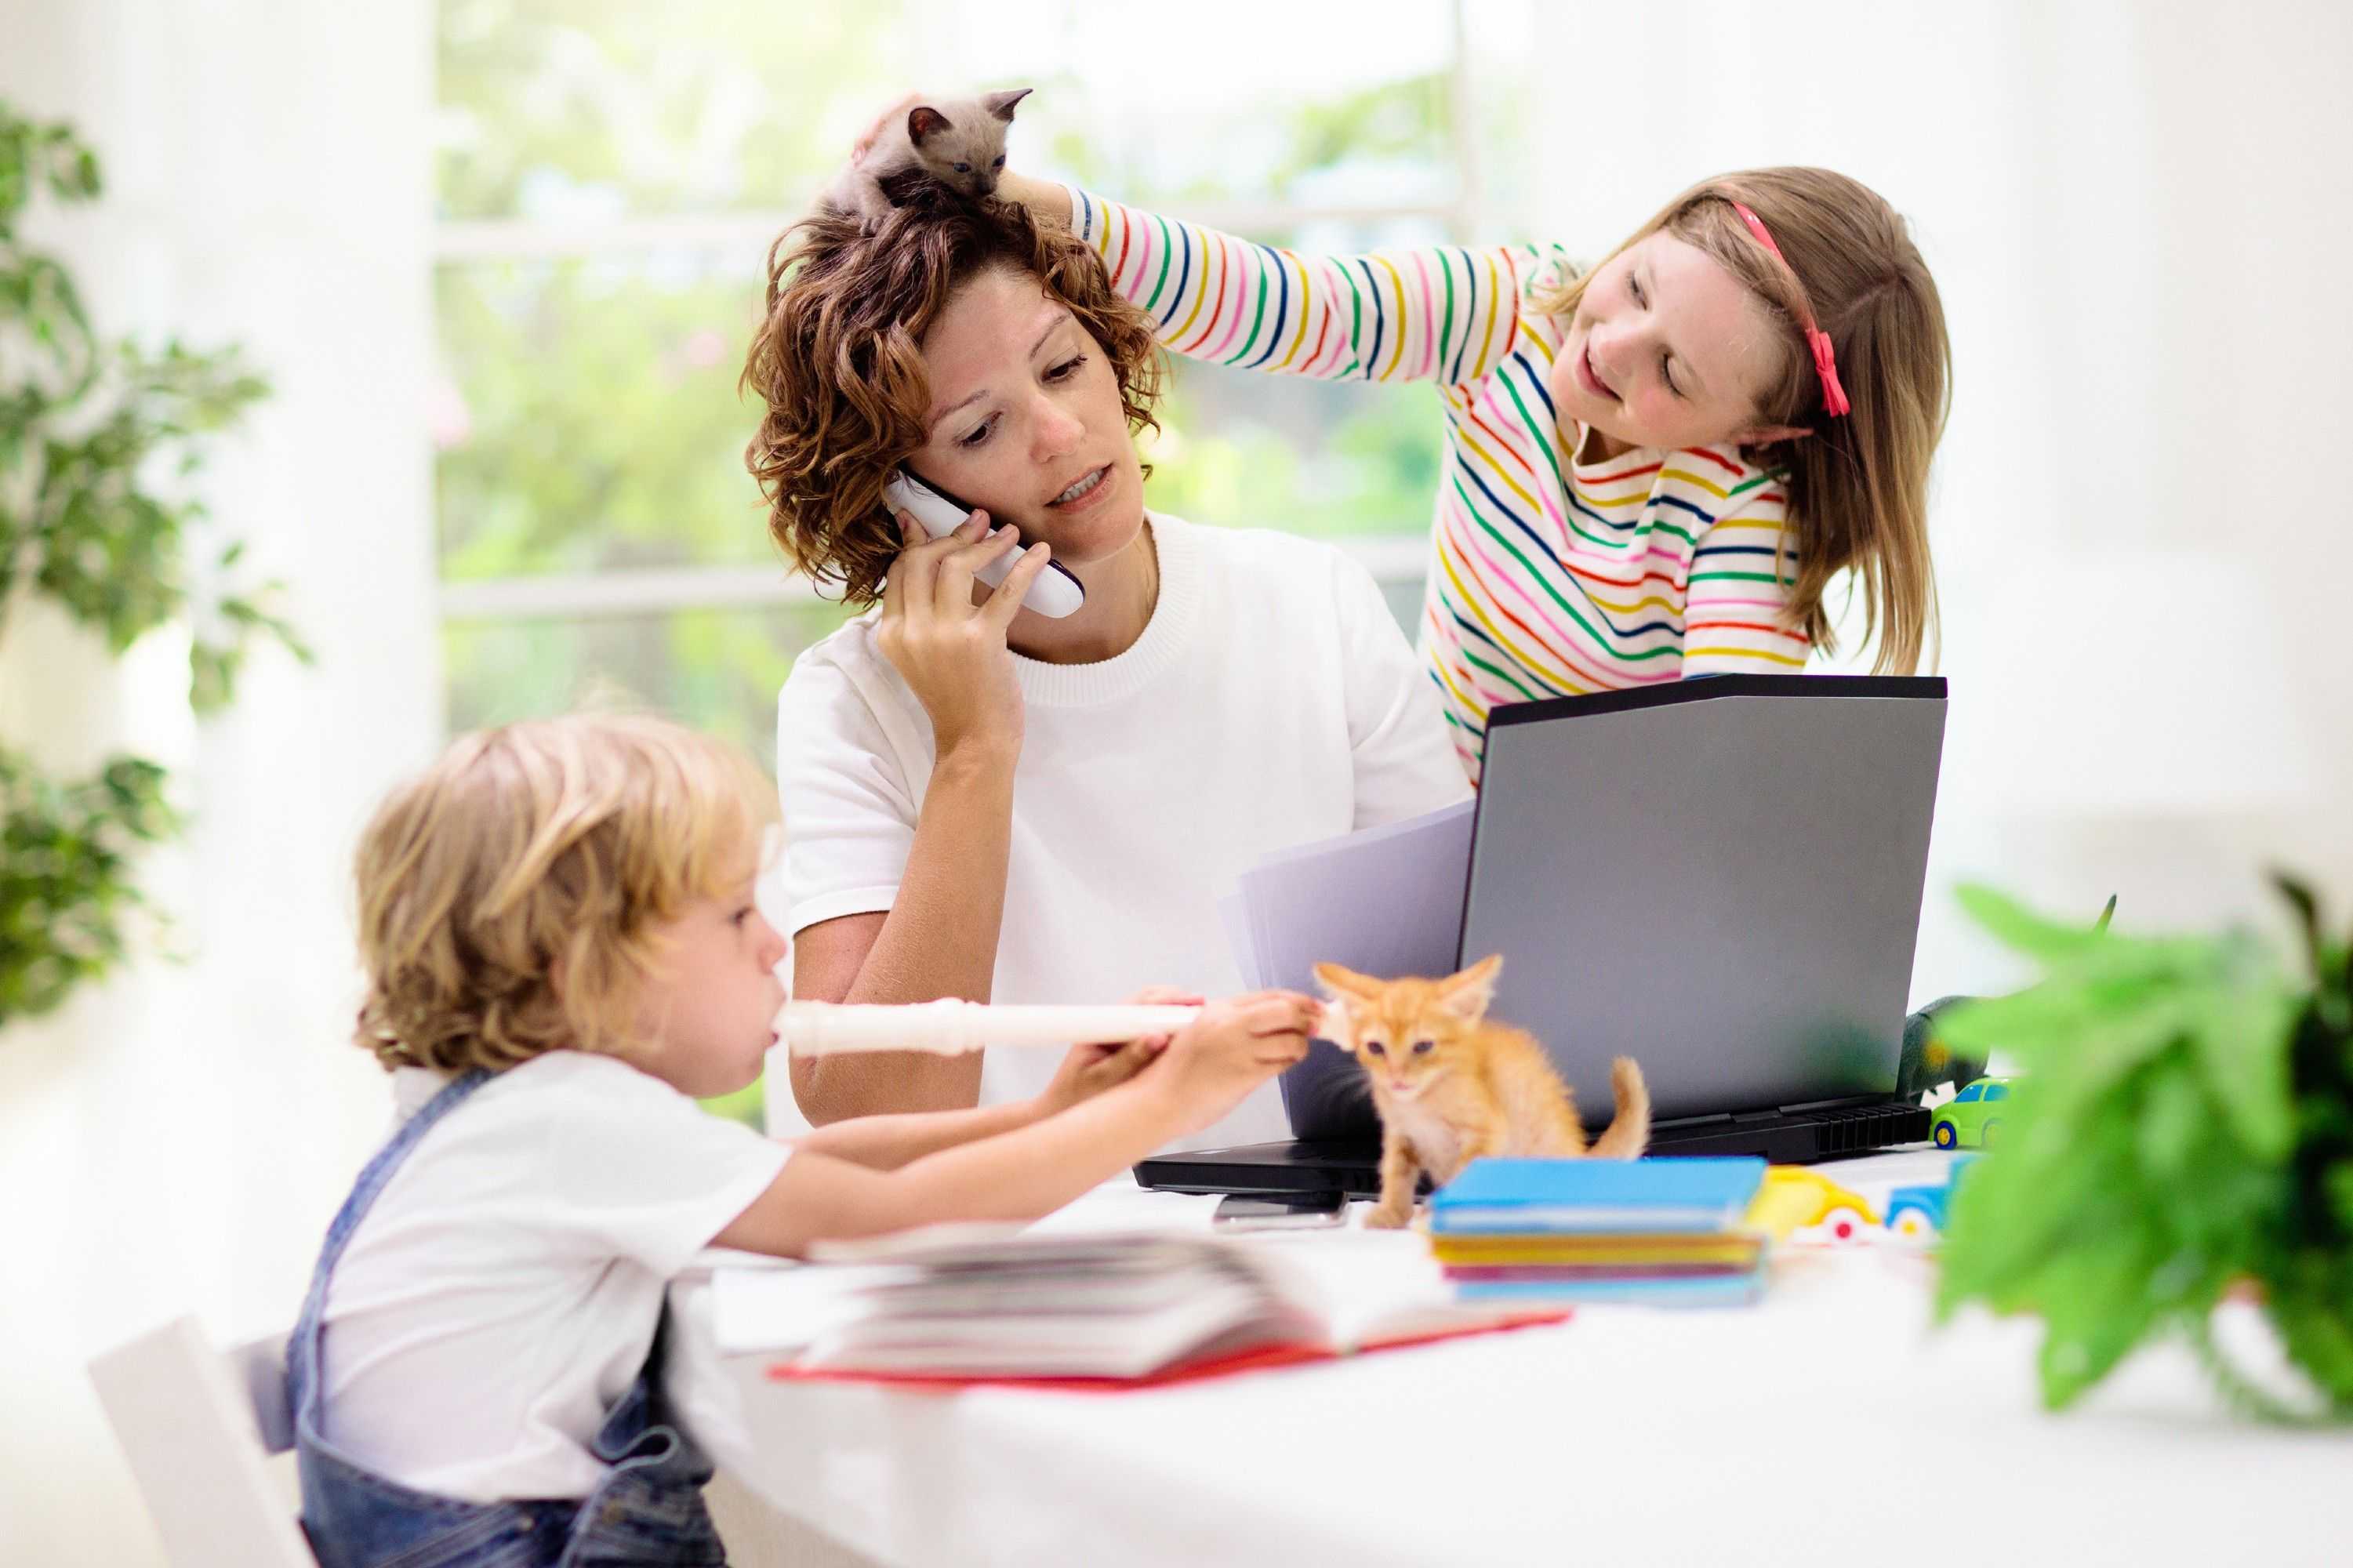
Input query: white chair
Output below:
<box><xmin>89</xmin><ymin>1316</ymin><xmax>819</xmax><ymax>1568</ymax></box>
<box><xmin>87</xmin><ymin>1315</ymin><xmax>318</xmax><ymax>1568</ymax></box>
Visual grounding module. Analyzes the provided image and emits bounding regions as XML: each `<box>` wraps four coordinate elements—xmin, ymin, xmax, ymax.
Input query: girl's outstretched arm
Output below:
<box><xmin>998</xmin><ymin>172</ymin><xmax>1542</xmax><ymax>391</ymax></box>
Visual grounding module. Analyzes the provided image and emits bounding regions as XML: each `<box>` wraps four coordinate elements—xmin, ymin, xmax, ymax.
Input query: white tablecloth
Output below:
<box><xmin>666</xmin><ymin>1153</ymin><xmax>2353</xmax><ymax>1568</ymax></box>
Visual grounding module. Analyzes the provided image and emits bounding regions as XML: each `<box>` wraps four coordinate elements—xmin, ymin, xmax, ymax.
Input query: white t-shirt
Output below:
<box><xmin>318</xmin><ymin>1051</ymin><xmax>790</xmax><ymax>1502</ymax></box>
<box><xmin>777</xmin><ymin>514</ymin><xmax>1472</xmax><ymax>1149</ymax></box>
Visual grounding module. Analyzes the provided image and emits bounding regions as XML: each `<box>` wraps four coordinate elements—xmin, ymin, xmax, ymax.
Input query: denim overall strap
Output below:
<box><xmin>554</xmin><ymin>1311</ymin><xmax>724</xmax><ymax>1568</ymax></box>
<box><xmin>286</xmin><ymin>1069</ymin><xmax>492</xmax><ymax>1418</ymax></box>
<box><xmin>285</xmin><ymin>1066</ymin><xmax>727</xmax><ymax>1568</ymax></box>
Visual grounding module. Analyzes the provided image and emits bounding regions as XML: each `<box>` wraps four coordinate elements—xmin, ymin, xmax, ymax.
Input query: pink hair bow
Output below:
<box><xmin>1730</xmin><ymin>200</ymin><xmax>1850</xmax><ymax>419</ymax></box>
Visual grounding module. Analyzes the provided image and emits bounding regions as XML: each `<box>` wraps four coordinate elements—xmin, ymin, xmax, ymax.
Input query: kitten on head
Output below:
<box><xmin>822</xmin><ymin>88</ymin><xmax>1033</xmax><ymax>230</ymax></box>
<box><xmin>1316</xmin><ymin>956</ymin><xmax>1650</xmax><ymax>1229</ymax></box>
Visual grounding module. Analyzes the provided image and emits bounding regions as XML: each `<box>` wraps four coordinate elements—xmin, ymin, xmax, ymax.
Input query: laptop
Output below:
<box><xmin>1137</xmin><ymin>674</ymin><xmax>1946</xmax><ymax>1196</ymax></box>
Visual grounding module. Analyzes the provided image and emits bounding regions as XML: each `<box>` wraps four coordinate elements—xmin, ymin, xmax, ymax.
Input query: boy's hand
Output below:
<box><xmin>1034</xmin><ymin>987</ymin><xmax>1202</xmax><ymax>1116</ymax></box>
<box><xmin>1149</xmin><ymin>991</ymin><xmax>1317</xmax><ymax>1136</ymax></box>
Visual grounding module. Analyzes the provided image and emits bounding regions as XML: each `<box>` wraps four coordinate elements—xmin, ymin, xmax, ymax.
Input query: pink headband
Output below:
<box><xmin>1729</xmin><ymin>200</ymin><xmax>1850</xmax><ymax>419</ymax></box>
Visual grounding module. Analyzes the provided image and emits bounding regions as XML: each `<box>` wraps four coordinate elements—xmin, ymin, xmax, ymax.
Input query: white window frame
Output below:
<box><xmin>432</xmin><ymin>0</ymin><xmax>1476</xmax><ymax>632</ymax></box>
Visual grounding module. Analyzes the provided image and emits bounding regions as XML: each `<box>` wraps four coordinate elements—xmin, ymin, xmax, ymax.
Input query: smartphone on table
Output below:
<box><xmin>1211</xmin><ymin>1191</ymin><xmax>1349</xmax><ymax>1231</ymax></box>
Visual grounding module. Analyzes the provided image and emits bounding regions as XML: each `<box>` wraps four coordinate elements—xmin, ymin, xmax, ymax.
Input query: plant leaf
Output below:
<box><xmin>2273</xmin><ymin>872</ymin><xmax>2326</xmax><ymax>986</ymax></box>
<box><xmin>1955</xmin><ymin>884</ymin><xmax>2114</xmax><ymax>964</ymax></box>
<box><xmin>2186</xmin><ymin>974</ymin><xmax>2300</xmax><ymax>1160</ymax></box>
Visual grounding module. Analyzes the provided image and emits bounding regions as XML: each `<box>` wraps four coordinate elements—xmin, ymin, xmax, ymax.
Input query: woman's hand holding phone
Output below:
<box><xmin>876</xmin><ymin>506</ymin><xmax>1054</xmax><ymax>760</ymax></box>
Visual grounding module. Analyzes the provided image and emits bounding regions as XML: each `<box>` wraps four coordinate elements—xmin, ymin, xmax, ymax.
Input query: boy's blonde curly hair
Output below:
<box><xmin>352</xmin><ymin>713</ymin><xmax>778</xmax><ymax>1074</ymax></box>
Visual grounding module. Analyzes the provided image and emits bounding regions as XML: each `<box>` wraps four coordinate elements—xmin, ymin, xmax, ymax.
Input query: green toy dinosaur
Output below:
<box><xmin>1896</xmin><ymin>896</ymin><xmax>2115</xmax><ymax>1102</ymax></box>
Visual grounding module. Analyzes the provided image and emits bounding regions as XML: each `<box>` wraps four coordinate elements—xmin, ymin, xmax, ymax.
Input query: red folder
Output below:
<box><xmin>764</xmin><ymin>1308</ymin><xmax>1569</xmax><ymax>1394</ymax></box>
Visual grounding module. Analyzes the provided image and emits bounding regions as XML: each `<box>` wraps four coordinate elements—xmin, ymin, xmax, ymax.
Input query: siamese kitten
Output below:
<box><xmin>1315</xmin><ymin>955</ymin><xmax>1651</xmax><ymax>1229</ymax></box>
<box><xmin>823</xmin><ymin>88</ymin><xmax>1033</xmax><ymax>228</ymax></box>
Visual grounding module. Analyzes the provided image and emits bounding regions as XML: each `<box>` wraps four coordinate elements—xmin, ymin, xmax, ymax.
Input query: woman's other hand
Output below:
<box><xmin>875</xmin><ymin>507</ymin><xmax>1054</xmax><ymax>761</ymax></box>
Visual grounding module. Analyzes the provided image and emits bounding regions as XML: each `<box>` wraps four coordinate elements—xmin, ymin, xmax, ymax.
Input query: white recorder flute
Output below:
<box><xmin>774</xmin><ymin>999</ymin><xmax>1207</xmax><ymax>1057</ymax></box>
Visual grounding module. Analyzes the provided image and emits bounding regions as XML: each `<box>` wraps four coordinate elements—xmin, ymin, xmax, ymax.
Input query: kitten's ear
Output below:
<box><xmin>907</xmin><ymin>105</ymin><xmax>952</xmax><ymax>144</ymax></box>
<box><xmin>982</xmin><ymin>88</ymin><xmax>1033</xmax><ymax>122</ymax></box>
<box><xmin>1313</xmin><ymin>962</ymin><xmax>1381</xmax><ymax>1004</ymax></box>
<box><xmin>1434</xmin><ymin>954</ymin><xmax>1503</xmax><ymax>1023</ymax></box>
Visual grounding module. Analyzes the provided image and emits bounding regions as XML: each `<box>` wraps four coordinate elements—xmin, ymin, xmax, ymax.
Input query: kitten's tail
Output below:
<box><xmin>1586</xmin><ymin>1057</ymin><xmax>1650</xmax><ymax>1160</ymax></box>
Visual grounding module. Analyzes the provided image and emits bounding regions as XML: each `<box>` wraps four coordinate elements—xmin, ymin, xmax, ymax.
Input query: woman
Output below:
<box><xmin>743</xmin><ymin>189</ymin><xmax>1467</xmax><ymax>1145</ymax></box>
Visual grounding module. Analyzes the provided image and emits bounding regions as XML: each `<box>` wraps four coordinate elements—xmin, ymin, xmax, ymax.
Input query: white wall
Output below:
<box><xmin>1522</xmin><ymin>0</ymin><xmax>2353</xmax><ymax>998</ymax></box>
<box><xmin>0</xmin><ymin>4</ymin><xmax>436</xmax><ymax>1563</ymax></box>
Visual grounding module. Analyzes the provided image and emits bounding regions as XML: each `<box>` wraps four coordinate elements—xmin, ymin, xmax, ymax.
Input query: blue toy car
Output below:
<box><xmin>1885</xmin><ymin>1156</ymin><xmax>1978</xmax><ymax>1240</ymax></box>
<box><xmin>1885</xmin><ymin>1184</ymin><xmax>1950</xmax><ymax>1239</ymax></box>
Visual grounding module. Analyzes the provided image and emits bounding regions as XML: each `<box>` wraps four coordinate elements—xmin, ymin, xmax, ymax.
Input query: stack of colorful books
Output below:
<box><xmin>1429</xmin><ymin>1156</ymin><xmax>1771</xmax><ymax>1307</ymax></box>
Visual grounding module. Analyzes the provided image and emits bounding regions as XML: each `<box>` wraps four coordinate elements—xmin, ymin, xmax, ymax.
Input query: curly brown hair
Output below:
<box><xmin>743</xmin><ymin>190</ymin><xmax>1164</xmax><ymax>607</ymax></box>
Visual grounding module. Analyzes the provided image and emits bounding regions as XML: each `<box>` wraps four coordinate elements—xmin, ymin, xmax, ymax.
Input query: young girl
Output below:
<box><xmin>994</xmin><ymin>167</ymin><xmax>1951</xmax><ymax>782</ymax></box>
<box><xmin>289</xmin><ymin>712</ymin><xmax>1314</xmax><ymax>1568</ymax></box>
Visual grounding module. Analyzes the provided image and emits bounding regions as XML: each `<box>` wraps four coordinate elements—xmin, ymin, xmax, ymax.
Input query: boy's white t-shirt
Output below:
<box><xmin>778</xmin><ymin>514</ymin><xmax>1472</xmax><ymax>1150</ymax></box>
<box><xmin>318</xmin><ymin>1051</ymin><xmax>789</xmax><ymax>1502</ymax></box>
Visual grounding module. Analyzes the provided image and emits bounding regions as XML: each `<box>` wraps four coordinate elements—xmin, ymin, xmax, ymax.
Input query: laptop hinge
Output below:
<box><xmin>1777</xmin><ymin>1093</ymin><xmax>1905</xmax><ymax>1116</ymax></box>
<box><xmin>1647</xmin><ymin>1111</ymin><xmax>1734</xmax><ymax>1131</ymax></box>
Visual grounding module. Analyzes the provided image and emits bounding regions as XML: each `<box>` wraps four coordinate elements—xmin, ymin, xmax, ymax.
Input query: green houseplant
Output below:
<box><xmin>0</xmin><ymin>101</ymin><xmax>303</xmax><ymax>1028</ymax></box>
<box><xmin>1934</xmin><ymin>879</ymin><xmax>2353</xmax><ymax>1422</ymax></box>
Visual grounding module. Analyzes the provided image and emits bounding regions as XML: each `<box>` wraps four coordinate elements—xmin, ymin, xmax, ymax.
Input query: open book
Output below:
<box><xmin>738</xmin><ymin>1226</ymin><xmax>1563</xmax><ymax>1388</ymax></box>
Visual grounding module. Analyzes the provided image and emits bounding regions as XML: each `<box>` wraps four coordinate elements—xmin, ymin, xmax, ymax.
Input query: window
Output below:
<box><xmin>431</xmin><ymin>0</ymin><xmax>1512</xmax><ymax>760</ymax></box>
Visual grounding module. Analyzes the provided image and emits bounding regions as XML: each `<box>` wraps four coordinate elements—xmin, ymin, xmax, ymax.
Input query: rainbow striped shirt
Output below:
<box><xmin>1069</xmin><ymin>189</ymin><xmax>1810</xmax><ymax>784</ymax></box>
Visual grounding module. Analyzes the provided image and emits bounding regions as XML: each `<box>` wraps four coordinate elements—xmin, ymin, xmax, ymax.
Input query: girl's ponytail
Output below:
<box><xmin>1714</xmin><ymin>169</ymin><xmax>1952</xmax><ymax>674</ymax></box>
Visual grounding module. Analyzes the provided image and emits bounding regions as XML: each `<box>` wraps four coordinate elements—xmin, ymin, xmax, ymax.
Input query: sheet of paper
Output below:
<box><xmin>1216</xmin><ymin>891</ymin><xmax>1263</xmax><ymax>990</ymax></box>
<box><xmin>1228</xmin><ymin>799</ymin><xmax>1476</xmax><ymax>995</ymax></box>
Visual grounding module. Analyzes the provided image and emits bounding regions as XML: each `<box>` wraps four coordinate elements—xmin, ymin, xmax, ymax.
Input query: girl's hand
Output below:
<box><xmin>873</xmin><ymin>507</ymin><xmax>1055</xmax><ymax>760</ymax></box>
<box><xmin>849</xmin><ymin>93</ymin><xmax>920</xmax><ymax>163</ymax></box>
<box><xmin>1034</xmin><ymin>987</ymin><xmax>1203</xmax><ymax>1116</ymax></box>
<box><xmin>1148</xmin><ymin>991</ymin><xmax>1317</xmax><ymax>1137</ymax></box>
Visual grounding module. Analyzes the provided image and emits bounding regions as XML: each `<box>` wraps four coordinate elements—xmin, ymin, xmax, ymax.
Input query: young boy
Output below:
<box><xmin>289</xmin><ymin>713</ymin><xmax>1314</xmax><ymax>1568</ymax></box>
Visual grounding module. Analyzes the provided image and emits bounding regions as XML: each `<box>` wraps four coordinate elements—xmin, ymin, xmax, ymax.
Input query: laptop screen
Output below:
<box><xmin>1456</xmin><ymin>675</ymin><xmax>1946</xmax><ymax>1123</ymax></box>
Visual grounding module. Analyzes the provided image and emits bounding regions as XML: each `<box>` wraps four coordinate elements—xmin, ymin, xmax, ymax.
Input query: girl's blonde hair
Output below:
<box><xmin>352</xmin><ymin>713</ymin><xmax>779</xmax><ymax>1074</ymax></box>
<box><xmin>1537</xmin><ymin>167</ymin><xmax>1950</xmax><ymax>672</ymax></box>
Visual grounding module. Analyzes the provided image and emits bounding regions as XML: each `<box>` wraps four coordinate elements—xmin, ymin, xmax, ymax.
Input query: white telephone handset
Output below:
<box><xmin>882</xmin><ymin>470</ymin><xmax>1086</xmax><ymax>619</ymax></box>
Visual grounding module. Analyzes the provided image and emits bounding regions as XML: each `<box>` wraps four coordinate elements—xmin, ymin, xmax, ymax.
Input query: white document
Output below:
<box><xmin>1217</xmin><ymin>891</ymin><xmax>1264</xmax><ymax>989</ymax></box>
<box><xmin>1227</xmin><ymin>799</ymin><xmax>1477</xmax><ymax>995</ymax></box>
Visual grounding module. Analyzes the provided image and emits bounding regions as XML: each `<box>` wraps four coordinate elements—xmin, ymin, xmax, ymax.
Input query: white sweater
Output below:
<box><xmin>776</xmin><ymin>513</ymin><xmax>1471</xmax><ymax>1149</ymax></box>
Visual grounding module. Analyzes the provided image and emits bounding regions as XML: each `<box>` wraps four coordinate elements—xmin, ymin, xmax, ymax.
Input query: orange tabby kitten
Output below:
<box><xmin>1314</xmin><ymin>955</ymin><xmax>1650</xmax><ymax>1229</ymax></box>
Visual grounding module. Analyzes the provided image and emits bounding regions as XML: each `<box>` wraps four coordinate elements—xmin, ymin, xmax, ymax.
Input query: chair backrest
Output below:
<box><xmin>88</xmin><ymin>1316</ymin><xmax>318</xmax><ymax>1568</ymax></box>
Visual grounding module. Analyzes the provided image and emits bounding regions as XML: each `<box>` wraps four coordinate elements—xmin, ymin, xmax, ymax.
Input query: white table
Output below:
<box><xmin>666</xmin><ymin>1152</ymin><xmax>2353</xmax><ymax>1568</ymax></box>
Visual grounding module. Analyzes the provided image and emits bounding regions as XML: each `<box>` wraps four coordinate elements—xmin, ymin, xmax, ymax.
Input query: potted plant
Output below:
<box><xmin>0</xmin><ymin>101</ymin><xmax>303</xmax><ymax>1029</ymax></box>
<box><xmin>1934</xmin><ymin>880</ymin><xmax>2353</xmax><ymax>1422</ymax></box>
